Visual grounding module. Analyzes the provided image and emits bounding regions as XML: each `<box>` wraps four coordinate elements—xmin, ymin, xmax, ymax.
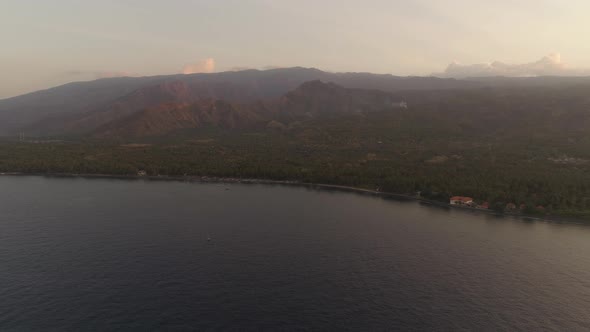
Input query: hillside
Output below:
<box><xmin>0</xmin><ymin>67</ymin><xmax>480</xmax><ymax>136</ymax></box>
<box><xmin>277</xmin><ymin>80</ymin><xmax>407</xmax><ymax>118</ymax></box>
<box><xmin>89</xmin><ymin>81</ymin><xmax>409</xmax><ymax>138</ymax></box>
<box><xmin>26</xmin><ymin>80</ymin><xmax>263</xmax><ymax>136</ymax></box>
<box><xmin>3</xmin><ymin>81</ymin><xmax>590</xmax><ymax>217</ymax></box>
<box><xmin>94</xmin><ymin>100</ymin><xmax>267</xmax><ymax>138</ymax></box>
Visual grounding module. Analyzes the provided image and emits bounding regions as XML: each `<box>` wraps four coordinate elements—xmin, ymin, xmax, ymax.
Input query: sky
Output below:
<box><xmin>1</xmin><ymin>0</ymin><xmax>590</xmax><ymax>99</ymax></box>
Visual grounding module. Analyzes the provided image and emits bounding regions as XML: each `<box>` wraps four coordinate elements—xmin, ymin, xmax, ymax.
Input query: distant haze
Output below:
<box><xmin>437</xmin><ymin>54</ymin><xmax>590</xmax><ymax>78</ymax></box>
<box><xmin>2</xmin><ymin>0</ymin><xmax>590</xmax><ymax>98</ymax></box>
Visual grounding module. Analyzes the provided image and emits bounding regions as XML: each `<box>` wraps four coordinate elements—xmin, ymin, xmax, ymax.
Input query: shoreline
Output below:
<box><xmin>1</xmin><ymin>171</ymin><xmax>586</xmax><ymax>225</ymax></box>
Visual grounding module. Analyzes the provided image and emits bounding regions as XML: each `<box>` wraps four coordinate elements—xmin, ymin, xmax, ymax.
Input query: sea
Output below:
<box><xmin>1</xmin><ymin>176</ymin><xmax>589</xmax><ymax>331</ymax></box>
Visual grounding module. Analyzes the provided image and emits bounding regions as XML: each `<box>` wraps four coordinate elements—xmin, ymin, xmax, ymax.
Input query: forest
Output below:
<box><xmin>3</xmin><ymin>86</ymin><xmax>590</xmax><ymax>220</ymax></box>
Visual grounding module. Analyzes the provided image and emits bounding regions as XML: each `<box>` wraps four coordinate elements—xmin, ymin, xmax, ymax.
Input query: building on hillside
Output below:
<box><xmin>137</xmin><ymin>170</ymin><xmax>147</xmax><ymax>177</ymax></box>
<box><xmin>505</xmin><ymin>203</ymin><xmax>517</xmax><ymax>211</ymax></box>
<box><xmin>450</xmin><ymin>196</ymin><xmax>474</xmax><ymax>206</ymax></box>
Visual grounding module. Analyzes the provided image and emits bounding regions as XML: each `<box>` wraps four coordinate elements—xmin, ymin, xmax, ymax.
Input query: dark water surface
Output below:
<box><xmin>1</xmin><ymin>176</ymin><xmax>590</xmax><ymax>331</ymax></box>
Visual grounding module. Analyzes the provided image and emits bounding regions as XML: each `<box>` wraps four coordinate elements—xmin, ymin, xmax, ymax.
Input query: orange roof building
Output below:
<box><xmin>450</xmin><ymin>196</ymin><xmax>474</xmax><ymax>205</ymax></box>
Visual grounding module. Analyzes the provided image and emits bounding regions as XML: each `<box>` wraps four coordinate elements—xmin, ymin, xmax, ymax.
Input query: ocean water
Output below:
<box><xmin>1</xmin><ymin>176</ymin><xmax>589</xmax><ymax>331</ymax></box>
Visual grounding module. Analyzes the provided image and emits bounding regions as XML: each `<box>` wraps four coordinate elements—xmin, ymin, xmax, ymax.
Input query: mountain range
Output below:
<box><xmin>2</xmin><ymin>67</ymin><xmax>590</xmax><ymax>138</ymax></box>
<box><xmin>0</xmin><ymin>67</ymin><xmax>478</xmax><ymax>136</ymax></box>
<box><xmin>84</xmin><ymin>80</ymin><xmax>414</xmax><ymax>138</ymax></box>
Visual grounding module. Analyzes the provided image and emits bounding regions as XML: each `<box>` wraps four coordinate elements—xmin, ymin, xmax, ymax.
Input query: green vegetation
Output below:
<box><xmin>3</xmin><ymin>98</ymin><xmax>590</xmax><ymax>219</ymax></box>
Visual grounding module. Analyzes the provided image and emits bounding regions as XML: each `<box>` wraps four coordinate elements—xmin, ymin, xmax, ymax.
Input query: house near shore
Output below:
<box><xmin>450</xmin><ymin>196</ymin><xmax>474</xmax><ymax>206</ymax></box>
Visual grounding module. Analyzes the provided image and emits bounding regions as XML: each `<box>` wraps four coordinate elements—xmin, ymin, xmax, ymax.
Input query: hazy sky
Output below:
<box><xmin>2</xmin><ymin>0</ymin><xmax>590</xmax><ymax>98</ymax></box>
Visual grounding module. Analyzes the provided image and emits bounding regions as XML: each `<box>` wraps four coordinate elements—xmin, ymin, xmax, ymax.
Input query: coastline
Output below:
<box><xmin>1</xmin><ymin>171</ymin><xmax>586</xmax><ymax>225</ymax></box>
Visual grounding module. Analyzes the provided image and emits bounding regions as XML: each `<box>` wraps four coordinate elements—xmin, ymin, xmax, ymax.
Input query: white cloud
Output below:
<box><xmin>182</xmin><ymin>58</ymin><xmax>215</xmax><ymax>74</ymax></box>
<box><xmin>437</xmin><ymin>54</ymin><xmax>590</xmax><ymax>78</ymax></box>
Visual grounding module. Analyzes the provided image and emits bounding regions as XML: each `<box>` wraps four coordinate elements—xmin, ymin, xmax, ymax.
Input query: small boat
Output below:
<box><xmin>207</xmin><ymin>233</ymin><xmax>211</xmax><ymax>242</ymax></box>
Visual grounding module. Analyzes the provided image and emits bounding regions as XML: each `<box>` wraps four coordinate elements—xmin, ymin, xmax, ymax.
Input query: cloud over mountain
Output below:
<box><xmin>182</xmin><ymin>58</ymin><xmax>215</xmax><ymax>74</ymax></box>
<box><xmin>437</xmin><ymin>54</ymin><xmax>590</xmax><ymax>78</ymax></box>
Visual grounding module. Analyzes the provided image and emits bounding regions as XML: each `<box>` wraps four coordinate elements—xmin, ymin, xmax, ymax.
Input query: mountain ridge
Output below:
<box><xmin>0</xmin><ymin>67</ymin><xmax>478</xmax><ymax>135</ymax></box>
<box><xmin>5</xmin><ymin>67</ymin><xmax>590</xmax><ymax>137</ymax></box>
<box><xmin>91</xmin><ymin>81</ymin><xmax>410</xmax><ymax>138</ymax></box>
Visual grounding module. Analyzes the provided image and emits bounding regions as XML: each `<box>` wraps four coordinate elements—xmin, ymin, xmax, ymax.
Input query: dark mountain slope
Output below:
<box><xmin>277</xmin><ymin>80</ymin><xmax>407</xmax><ymax>118</ymax></box>
<box><xmin>94</xmin><ymin>100</ymin><xmax>267</xmax><ymax>138</ymax></box>
<box><xmin>27</xmin><ymin>80</ymin><xmax>263</xmax><ymax>136</ymax></box>
<box><xmin>0</xmin><ymin>67</ymin><xmax>480</xmax><ymax>135</ymax></box>
<box><xmin>90</xmin><ymin>81</ymin><xmax>409</xmax><ymax>138</ymax></box>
